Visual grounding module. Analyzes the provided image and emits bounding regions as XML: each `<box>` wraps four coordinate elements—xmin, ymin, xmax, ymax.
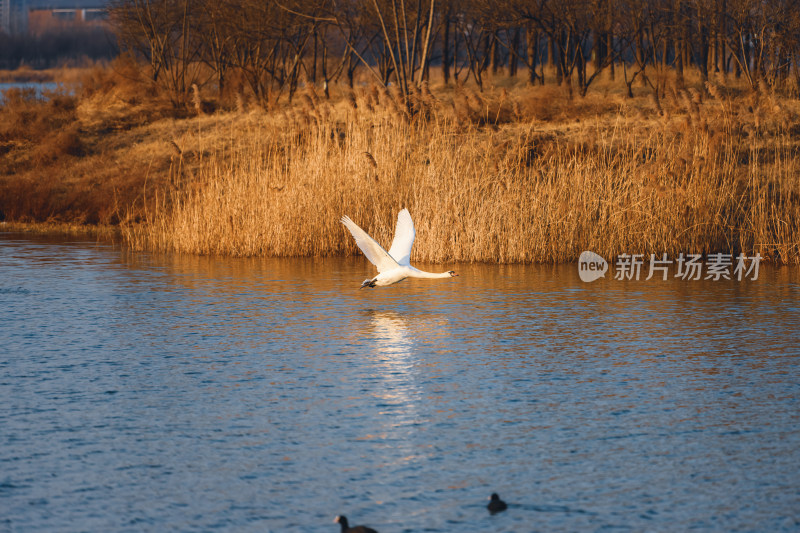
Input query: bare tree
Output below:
<box><xmin>110</xmin><ymin>0</ymin><xmax>204</xmax><ymax>106</ymax></box>
<box><xmin>109</xmin><ymin>0</ymin><xmax>800</xmax><ymax>107</ymax></box>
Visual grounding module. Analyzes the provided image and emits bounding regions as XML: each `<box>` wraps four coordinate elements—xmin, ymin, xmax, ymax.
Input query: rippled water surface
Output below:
<box><xmin>1</xmin><ymin>233</ymin><xmax>799</xmax><ymax>532</ymax></box>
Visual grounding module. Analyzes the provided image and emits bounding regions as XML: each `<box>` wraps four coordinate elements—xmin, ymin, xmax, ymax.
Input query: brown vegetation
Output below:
<box><xmin>2</xmin><ymin>61</ymin><xmax>799</xmax><ymax>263</ymax></box>
<box><xmin>121</xmin><ymin>69</ymin><xmax>800</xmax><ymax>264</ymax></box>
<box><xmin>0</xmin><ymin>59</ymin><xmax>194</xmax><ymax>226</ymax></box>
<box><xmin>0</xmin><ymin>65</ymin><xmax>105</xmax><ymax>85</ymax></box>
<box><xmin>5</xmin><ymin>0</ymin><xmax>800</xmax><ymax>263</ymax></box>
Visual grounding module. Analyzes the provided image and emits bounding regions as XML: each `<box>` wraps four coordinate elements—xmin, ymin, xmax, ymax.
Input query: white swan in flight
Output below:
<box><xmin>341</xmin><ymin>208</ymin><xmax>458</xmax><ymax>288</ymax></box>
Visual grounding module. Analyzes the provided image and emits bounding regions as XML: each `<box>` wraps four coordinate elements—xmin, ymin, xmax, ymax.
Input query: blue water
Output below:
<box><xmin>0</xmin><ymin>82</ymin><xmax>62</xmax><ymax>104</ymax></box>
<box><xmin>1</xmin><ymin>232</ymin><xmax>799</xmax><ymax>532</ymax></box>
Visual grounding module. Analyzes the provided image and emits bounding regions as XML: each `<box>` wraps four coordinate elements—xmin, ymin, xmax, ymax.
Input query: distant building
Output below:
<box><xmin>27</xmin><ymin>0</ymin><xmax>105</xmax><ymax>7</ymax></box>
<box><xmin>28</xmin><ymin>5</ymin><xmax>106</xmax><ymax>35</ymax></box>
<box><xmin>0</xmin><ymin>0</ymin><xmax>29</xmax><ymax>34</ymax></box>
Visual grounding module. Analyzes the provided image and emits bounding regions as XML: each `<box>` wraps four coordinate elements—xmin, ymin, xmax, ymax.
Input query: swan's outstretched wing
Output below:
<box><xmin>388</xmin><ymin>208</ymin><xmax>415</xmax><ymax>266</ymax></box>
<box><xmin>341</xmin><ymin>215</ymin><xmax>399</xmax><ymax>273</ymax></box>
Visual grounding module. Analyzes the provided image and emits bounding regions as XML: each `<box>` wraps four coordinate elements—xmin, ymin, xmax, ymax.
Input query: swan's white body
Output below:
<box><xmin>341</xmin><ymin>209</ymin><xmax>457</xmax><ymax>288</ymax></box>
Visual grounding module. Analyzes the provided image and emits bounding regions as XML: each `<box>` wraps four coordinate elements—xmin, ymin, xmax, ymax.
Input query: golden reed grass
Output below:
<box><xmin>122</xmin><ymin>81</ymin><xmax>800</xmax><ymax>264</ymax></box>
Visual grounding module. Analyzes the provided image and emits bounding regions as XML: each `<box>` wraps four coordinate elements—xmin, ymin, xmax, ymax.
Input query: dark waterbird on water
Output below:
<box><xmin>488</xmin><ymin>493</ymin><xmax>508</xmax><ymax>514</ymax></box>
<box><xmin>334</xmin><ymin>515</ymin><xmax>379</xmax><ymax>533</ymax></box>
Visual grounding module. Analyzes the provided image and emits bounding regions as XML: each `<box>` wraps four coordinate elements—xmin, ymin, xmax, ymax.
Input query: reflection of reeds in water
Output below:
<box><xmin>122</xmin><ymin>82</ymin><xmax>800</xmax><ymax>264</ymax></box>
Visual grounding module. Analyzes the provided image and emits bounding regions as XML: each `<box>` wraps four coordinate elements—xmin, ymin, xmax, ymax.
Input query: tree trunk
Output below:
<box><xmin>484</xmin><ymin>33</ymin><xmax>493</xmax><ymax>76</ymax></box>
<box><xmin>593</xmin><ymin>30</ymin><xmax>604</xmax><ymax>74</ymax></box>
<box><xmin>751</xmin><ymin>35</ymin><xmax>759</xmax><ymax>81</ymax></box>
<box><xmin>509</xmin><ymin>27</ymin><xmax>520</xmax><ymax>77</ymax></box>
<box><xmin>312</xmin><ymin>30</ymin><xmax>317</xmax><ymax>84</ymax></box>
<box><xmin>718</xmin><ymin>0</ymin><xmax>727</xmax><ymax>76</ymax></box>
<box><xmin>699</xmin><ymin>19</ymin><xmax>709</xmax><ymax>81</ymax></box>
<box><xmin>321</xmin><ymin>43</ymin><xmax>329</xmax><ymax>98</ymax></box>
<box><xmin>526</xmin><ymin>23</ymin><xmax>538</xmax><ymax>84</ymax></box>
<box><xmin>553</xmin><ymin>32</ymin><xmax>563</xmax><ymax>85</ymax></box>
<box><xmin>453</xmin><ymin>27</ymin><xmax>459</xmax><ymax>82</ymax></box>
<box><xmin>490</xmin><ymin>32</ymin><xmax>501</xmax><ymax>75</ymax></box>
<box><xmin>712</xmin><ymin>33</ymin><xmax>719</xmax><ymax>73</ymax></box>
<box><xmin>636</xmin><ymin>31</ymin><xmax>646</xmax><ymax>86</ymax></box>
<box><xmin>347</xmin><ymin>53</ymin><xmax>355</xmax><ymax>89</ymax></box>
<box><xmin>608</xmin><ymin>31</ymin><xmax>615</xmax><ymax>80</ymax></box>
<box><xmin>442</xmin><ymin>13</ymin><xmax>450</xmax><ymax>84</ymax></box>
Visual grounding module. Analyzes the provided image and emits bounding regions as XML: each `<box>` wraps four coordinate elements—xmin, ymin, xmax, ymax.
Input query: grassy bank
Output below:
<box><xmin>0</xmin><ymin>60</ymin><xmax>194</xmax><ymax>226</ymax></box>
<box><xmin>1</xmin><ymin>221</ymin><xmax>119</xmax><ymax>238</ymax></box>
<box><xmin>2</xmin><ymin>64</ymin><xmax>800</xmax><ymax>263</ymax></box>
<box><xmin>123</xmin><ymin>77</ymin><xmax>800</xmax><ymax>264</ymax></box>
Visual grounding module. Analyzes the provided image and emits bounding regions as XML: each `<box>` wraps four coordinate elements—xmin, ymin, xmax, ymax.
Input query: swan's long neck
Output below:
<box><xmin>409</xmin><ymin>269</ymin><xmax>452</xmax><ymax>279</ymax></box>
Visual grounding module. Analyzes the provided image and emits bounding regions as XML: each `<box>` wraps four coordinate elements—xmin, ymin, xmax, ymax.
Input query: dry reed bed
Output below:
<box><xmin>123</xmin><ymin>84</ymin><xmax>800</xmax><ymax>263</ymax></box>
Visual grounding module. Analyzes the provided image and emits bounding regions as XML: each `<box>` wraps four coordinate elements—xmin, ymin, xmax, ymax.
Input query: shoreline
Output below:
<box><xmin>1</xmin><ymin>221</ymin><xmax>120</xmax><ymax>240</ymax></box>
<box><xmin>0</xmin><ymin>66</ymin><xmax>99</xmax><ymax>84</ymax></box>
<box><xmin>3</xmin><ymin>222</ymin><xmax>793</xmax><ymax>266</ymax></box>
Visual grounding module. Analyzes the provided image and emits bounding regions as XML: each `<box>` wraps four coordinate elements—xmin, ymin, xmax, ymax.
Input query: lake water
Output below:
<box><xmin>0</xmin><ymin>82</ymin><xmax>63</xmax><ymax>104</ymax></box>
<box><xmin>1</xmin><ymin>232</ymin><xmax>799</xmax><ymax>532</ymax></box>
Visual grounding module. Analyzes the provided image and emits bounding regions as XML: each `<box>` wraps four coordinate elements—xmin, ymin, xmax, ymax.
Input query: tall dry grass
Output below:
<box><xmin>123</xmin><ymin>80</ymin><xmax>800</xmax><ymax>264</ymax></box>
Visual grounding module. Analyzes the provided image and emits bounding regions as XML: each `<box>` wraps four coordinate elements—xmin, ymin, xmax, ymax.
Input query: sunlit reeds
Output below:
<box><xmin>122</xmin><ymin>80</ymin><xmax>800</xmax><ymax>263</ymax></box>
